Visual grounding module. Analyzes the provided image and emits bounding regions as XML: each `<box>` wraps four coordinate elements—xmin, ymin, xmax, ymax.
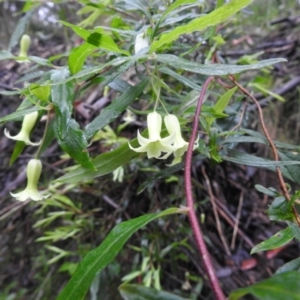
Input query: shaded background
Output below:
<box><xmin>1</xmin><ymin>1</ymin><xmax>300</xmax><ymax>299</ymax></box>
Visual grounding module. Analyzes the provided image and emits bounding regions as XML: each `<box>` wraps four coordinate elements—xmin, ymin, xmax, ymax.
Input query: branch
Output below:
<box><xmin>184</xmin><ymin>76</ymin><xmax>226</xmax><ymax>300</ymax></box>
<box><xmin>228</xmin><ymin>75</ymin><xmax>300</xmax><ymax>226</ymax></box>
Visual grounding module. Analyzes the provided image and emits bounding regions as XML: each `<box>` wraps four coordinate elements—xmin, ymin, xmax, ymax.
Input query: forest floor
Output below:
<box><xmin>1</xmin><ymin>2</ymin><xmax>300</xmax><ymax>300</ymax></box>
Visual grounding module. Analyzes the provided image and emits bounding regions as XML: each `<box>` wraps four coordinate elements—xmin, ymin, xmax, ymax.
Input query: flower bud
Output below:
<box><xmin>134</xmin><ymin>32</ymin><xmax>149</xmax><ymax>54</ymax></box>
<box><xmin>19</xmin><ymin>34</ymin><xmax>31</xmax><ymax>59</ymax></box>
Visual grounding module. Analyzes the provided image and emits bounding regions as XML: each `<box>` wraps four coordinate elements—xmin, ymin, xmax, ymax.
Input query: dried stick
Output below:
<box><xmin>231</xmin><ymin>190</ymin><xmax>244</xmax><ymax>249</ymax></box>
<box><xmin>228</xmin><ymin>75</ymin><xmax>300</xmax><ymax>226</ymax></box>
<box><xmin>184</xmin><ymin>76</ymin><xmax>226</xmax><ymax>300</ymax></box>
<box><xmin>202</xmin><ymin>165</ymin><xmax>231</xmax><ymax>256</ymax></box>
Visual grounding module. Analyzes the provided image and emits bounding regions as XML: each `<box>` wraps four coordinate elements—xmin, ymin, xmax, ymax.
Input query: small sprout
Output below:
<box><xmin>11</xmin><ymin>159</ymin><xmax>50</xmax><ymax>201</ymax></box>
<box><xmin>4</xmin><ymin>111</ymin><xmax>41</xmax><ymax>146</ymax></box>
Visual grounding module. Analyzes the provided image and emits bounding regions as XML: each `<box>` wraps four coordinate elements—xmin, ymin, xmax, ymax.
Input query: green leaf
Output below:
<box><xmin>61</xmin><ymin>21</ymin><xmax>129</xmax><ymax>55</ymax></box>
<box><xmin>53</xmin><ymin>118</ymin><xmax>95</xmax><ymax>170</ymax></box>
<box><xmin>57</xmin><ymin>208</ymin><xmax>184</xmax><ymax>300</ymax></box>
<box><xmin>9</xmin><ymin>141</ymin><xmax>26</xmax><ymax>166</ymax></box>
<box><xmin>92</xmin><ymin>29</ymin><xmax>130</xmax><ymax>55</ymax></box>
<box><xmin>29</xmin><ymin>83</ymin><xmax>51</xmax><ymax>102</ymax></box>
<box><xmin>56</xmin><ymin>140</ymin><xmax>138</xmax><ymax>184</ymax></box>
<box><xmin>15</xmin><ymin>70</ymin><xmax>45</xmax><ymax>84</ymax></box>
<box><xmin>251</xmin><ymin>227</ymin><xmax>294</xmax><ymax>254</ymax></box>
<box><xmin>51</xmin><ymin>69</ymin><xmax>74</xmax><ymax>138</ymax></box>
<box><xmin>221</xmin><ymin>130</ymin><xmax>300</xmax><ymax>151</ymax></box>
<box><xmin>222</xmin><ymin>149</ymin><xmax>300</xmax><ymax>183</ymax></box>
<box><xmin>0</xmin><ymin>106</ymin><xmax>38</xmax><ymax>124</ymax></box>
<box><xmin>155</xmin><ymin>54</ymin><xmax>286</xmax><ymax>76</ymax></box>
<box><xmin>85</xmin><ymin>79</ymin><xmax>148</xmax><ymax>139</ymax></box>
<box><xmin>275</xmin><ymin>257</ymin><xmax>300</xmax><ymax>275</ymax></box>
<box><xmin>266</xmin><ymin>197</ymin><xmax>295</xmax><ymax>222</ymax></box>
<box><xmin>8</xmin><ymin>10</ymin><xmax>34</xmax><ymax>51</ymax></box>
<box><xmin>222</xmin><ymin>149</ymin><xmax>300</xmax><ymax>168</ymax></box>
<box><xmin>255</xmin><ymin>184</ymin><xmax>277</xmax><ymax>197</ymax></box>
<box><xmin>220</xmin><ymin>135</ymin><xmax>266</xmax><ymax>146</ymax></box>
<box><xmin>207</xmin><ymin>86</ymin><xmax>237</xmax><ymax>125</ymax></box>
<box><xmin>213</xmin><ymin>87</ymin><xmax>237</xmax><ymax>111</ymax></box>
<box><xmin>119</xmin><ymin>283</ymin><xmax>189</xmax><ymax>300</ymax></box>
<box><xmin>0</xmin><ymin>90</ymin><xmax>21</xmax><ymax>96</ymax></box>
<box><xmin>0</xmin><ymin>50</ymin><xmax>15</xmax><ymax>61</ymax></box>
<box><xmin>49</xmin><ymin>54</ymin><xmax>148</xmax><ymax>86</ymax></box>
<box><xmin>151</xmin><ymin>0</ymin><xmax>253</xmax><ymax>52</ymax></box>
<box><xmin>248</xmin><ymin>82</ymin><xmax>285</xmax><ymax>102</ymax></box>
<box><xmin>278</xmin><ymin>151</ymin><xmax>300</xmax><ymax>185</ymax></box>
<box><xmin>159</xmin><ymin>66</ymin><xmax>201</xmax><ymax>91</ymax></box>
<box><xmin>69</xmin><ymin>42</ymin><xmax>95</xmax><ymax>75</ymax></box>
<box><xmin>51</xmin><ymin>69</ymin><xmax>95</xmax><ymax>170</ymax></box>
<box><xmin>60</xmin><ymin>20</ymin><xmax>91</xmax><ymax>40</ymax></box>
<box><xmin>288</xmin><ymin>222</ymin><xmax>300</xmax><ymax>241</ymax></box>
<box><xmin>161</xmin><ymin>0</ymin><xmax>197</xmax><ymax>20</ymax></box>
<box><xmin>229</xmin><ymin>271</ymin><xmax>300</xmax><ymax>300</ymax></box>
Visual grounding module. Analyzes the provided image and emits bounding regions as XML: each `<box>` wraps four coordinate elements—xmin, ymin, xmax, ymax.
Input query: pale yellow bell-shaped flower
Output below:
<box><xmin>129</xmin><ymin>111</ymin><xmax>175</xmax><ymax>159</ymax></box>
<box><xmin>10</xmin><ymin>159</ymin><xmax>50</xmax><ymax>201</ymax></box>
<box><xmin>165</xmin><ymin>114</ymin><xmax>188</xmax><ymax>158</ymax></box>
<box><xmin>4</xmin><ymin>111</ymin><xmax>41</xmax><ymax>146</ymax></box>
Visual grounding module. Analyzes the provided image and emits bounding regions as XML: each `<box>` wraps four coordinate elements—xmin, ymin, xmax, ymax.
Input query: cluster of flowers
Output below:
<box><xmin>5</xmin><ymin>35</ymin><xmax>194</xmax><ymax>202</ymax></box>
<box><xmin>5</xmin><ymin>111</ymin><xmax>49</xmax><ymax>201</ymax></box>
<box><xmin>129</xmin><ymin>111</ymin><xmax>196</xmax><ymax>165</ymax></box>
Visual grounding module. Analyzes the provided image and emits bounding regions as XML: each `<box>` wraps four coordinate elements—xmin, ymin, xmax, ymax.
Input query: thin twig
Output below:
<box><xmin>202</xmin><ymin>165</ymin><xmax>231</xmax><ymax>256</ymax></box>
<box><xmin>228</xmin><ymin>75</ymin><xmax>300</xmax><ymax>226</ymax></box>
<box><xmin>214</xmin><ymin>198</ymin><xmax>254</xmax><ymax>248</ymax></box>
<box><xmin>231</xmin><ymin>190</ymin><xmax>244</xmax><ymax>249</ymax></box>
<box><xmin>230</xmin><ymin>101</ymin><xmax>247</xmax><ymax>132</ymax></box>
<box><xmin>185</xmin><ymin>76</ymin><xmax>226</xmax><ymax>300</ymax></box>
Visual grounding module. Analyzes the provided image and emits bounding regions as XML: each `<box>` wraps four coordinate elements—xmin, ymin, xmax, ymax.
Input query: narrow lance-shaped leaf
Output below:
<box><xmin>229</xmin><ymin>271</ymin><xmax>300</xmax><ymax>300</ymax></box>
<box><xmin>8</xmin><ymin>10</ymin><xmax>34</xmax><ymax>51</ymax></box>
<box><xmin>275</xmin><ymin>257</ymin><xmax>300</xmax><ymax>275</ymax></box>
<box><xmin>155</xmin><ymin>54</ymin><xmax>286</xmax><ymax>76</ymax></box>
<box><xmin>61</xmin><ymin>21</ymin><xmax>129</xmax><ymax>55</ymax></box>
<box><xmin>222</xmin><ymin>149</ymin><xmax>300</xmax><ymax>183</ymax></box>
<box><xmin>150</xmin><ymin>0</ymin><xmax>253</xmax><ymax>52</ymax></box>
<box><xmin>161</xmin><ymin>0</ymin><xmax>197</xmax><ymax>20</ymax></box>
<box><xmin>51</xmin><ymin>68</ymin><xmax>95</xmax><ymax>170</ymax></box>
<box><xmin>0</xmin><ymin>50</ymin><xmax>15</xmax><ymax>61</ymax></box>
<box><xmin>85</xmin><ymin>79</ymin><xmax>149</xmax><ymax>140</ymax></box>
<box><xmin>29</xmin><ymin>84</ymin><xmax>51</xmax><ymax>102</ymax></box>
<box><xmin>51</xmin><ymin>69</ymin><xmax>74</xmax><ymax>139</ymax></box>
<box><xmin>69</xmin><ymin>43</ymin><xmax>95</xmax><ymax>75</ymax></box>
<box><xmin>278</xmin><ymin>151</ymin><xmax>300</xmax><ymax>186</ymax></box>
<box><xmin>56</xmin><ymin>139</ymin><xmax>139</xmax><ymax>184</ymax></box>
<box><xmin>251</xmin><ymin>227</ymin><xmax>294</xmax><ymax>254</ymax></box>
<box><xmin>49</xmin><ymin>54</ymin><xmax>149</xmax><ymax>86</ymax></box>
<box><xmin>0</xmin><ymin>107</ymin><xmax>39</xmax><ymax>123</ymax></box>
<box><xmin>53</xmin><ymin>118</ymin><xmax>95</xmax><ymax>170</ymax></box>
<box><xmin>57</xmin><ymin>207</ymin><xmax>186</xmax><ymax>300</ymax></box>
<box><xmin>119</xmin><ymin>283</ymin><xmax>189</xmax><ymax>300</ymax></box>
<box><xmin>206</xmin><ymin>86</ymin><xmax>237</xmax><ymax>125</ymax></box>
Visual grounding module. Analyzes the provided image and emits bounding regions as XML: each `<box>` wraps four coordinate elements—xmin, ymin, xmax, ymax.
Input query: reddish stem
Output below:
<box><xmin>184</xmin><ymin>76</ymin><xmax>226</xmax><ymax>300</ymax></box>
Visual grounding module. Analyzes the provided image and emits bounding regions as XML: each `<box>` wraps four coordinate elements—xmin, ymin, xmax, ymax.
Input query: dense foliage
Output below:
<box><xmin>1</xmin><ymin>1</ymin><xmax>300</xmax><ymax>299</ymax></box>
